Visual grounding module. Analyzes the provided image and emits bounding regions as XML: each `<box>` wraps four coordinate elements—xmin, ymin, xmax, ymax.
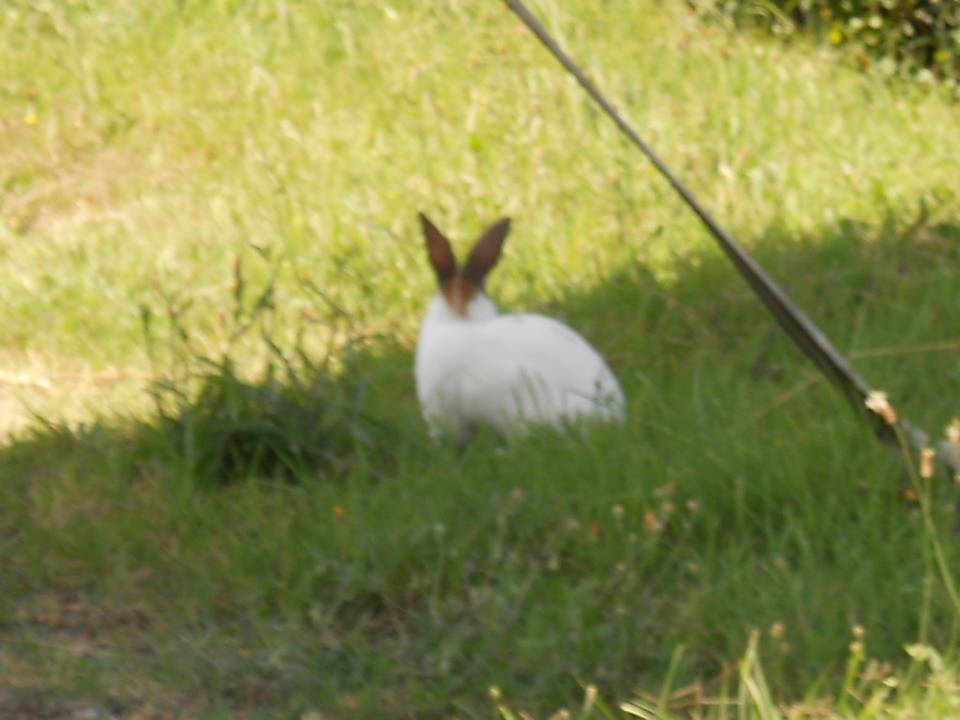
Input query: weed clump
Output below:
<box><xmin>143</xmin><ymin>255</ymin><xmax>387</xmax><ymax>486</ymax></box>
<box><xmin>151</xmin><ymin>357</ymin><xmax>375</xmax><ymax>486</ymax></box>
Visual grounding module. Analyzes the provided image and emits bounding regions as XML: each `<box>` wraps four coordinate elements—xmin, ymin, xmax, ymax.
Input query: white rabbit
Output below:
<box><xmin>414</xmin><ymin>213</ymin><xmax>625</xmax><ymax>450</ymax></box>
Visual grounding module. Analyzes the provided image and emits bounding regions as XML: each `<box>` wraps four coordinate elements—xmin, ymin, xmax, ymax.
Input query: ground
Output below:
<box><xmin>2</xmin><ymin>1</ymin><xmax>960</xmax><ymax>717</ymax></box>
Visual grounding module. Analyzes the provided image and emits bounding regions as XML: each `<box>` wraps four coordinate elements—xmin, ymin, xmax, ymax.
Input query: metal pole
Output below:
<box><xmin>504</xmin><ymin>0</ymin><xmax>957</xmax><ymax>474</ymax></box>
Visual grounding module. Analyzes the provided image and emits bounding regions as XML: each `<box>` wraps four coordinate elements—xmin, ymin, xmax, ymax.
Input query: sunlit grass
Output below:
<box><xmin>2</xmin><ymin>2</ymin><xmax>958</xmax><ymax>400</ymax></box>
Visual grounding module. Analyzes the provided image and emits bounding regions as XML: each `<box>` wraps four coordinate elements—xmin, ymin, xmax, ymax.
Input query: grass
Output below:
<box><xmin>2</xmin><ymin>0</ymin><xmax>960</xmax><ymax>717</ymax></box>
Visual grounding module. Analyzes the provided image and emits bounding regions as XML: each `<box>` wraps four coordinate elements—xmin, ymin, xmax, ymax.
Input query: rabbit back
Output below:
<box><xmin>416</xmin><ymin>311</ymin><xmax>625</xmax><ymax>437</ymax></box>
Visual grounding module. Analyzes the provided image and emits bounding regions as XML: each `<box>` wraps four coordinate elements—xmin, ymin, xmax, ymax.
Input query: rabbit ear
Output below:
<box><xmin>463</xmin><ymin>217</ymin><xmax>510</xmax><ymax>284</ymax></box>
<box><xmin>419</xmin><ymin>212</ymin><xmax>457</xmax><ymax>283</ymax></box>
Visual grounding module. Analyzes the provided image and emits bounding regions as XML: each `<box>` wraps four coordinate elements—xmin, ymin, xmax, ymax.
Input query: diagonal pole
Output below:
<box><xmin>503</xmin><ymin>0</ymin><xmax>958</xmax><ymax>474</ymax></box>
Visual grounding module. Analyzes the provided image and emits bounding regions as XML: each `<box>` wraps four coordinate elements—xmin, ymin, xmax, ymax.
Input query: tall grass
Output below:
<box><xmin>2</xmin><ymin>1</ymin><xmax>960</xmax><ymax>717</ymax></box>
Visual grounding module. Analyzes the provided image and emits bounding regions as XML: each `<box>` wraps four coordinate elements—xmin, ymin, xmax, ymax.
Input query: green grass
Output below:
<box><xmin>3</xmin><ymin>0</ymin><xmax>960</xmax><ymax>717</ymax></box>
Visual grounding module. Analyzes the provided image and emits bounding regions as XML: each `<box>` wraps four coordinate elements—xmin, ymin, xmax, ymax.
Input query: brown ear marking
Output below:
<box><xmin>419</xmin><ymin>214</ymin><xmax>510</xmax><ymax>317</ymax></box>
<box><xmin>441</xmin><ymin>275</ymin><xmax>477</xmax><ymax>317</ymax></box>
<box><xmin>419</xmin><ymin>212</ymin><xmax>457</xmax><ymax>283</ymax></box>
<box><xmin>463</xmin><ymin>217</ymin><xmax>510</xmax><ymax>285</ymax></box>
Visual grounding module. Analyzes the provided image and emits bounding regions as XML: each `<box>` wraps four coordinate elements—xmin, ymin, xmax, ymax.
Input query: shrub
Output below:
<box><xmin>711</xmin><ymin>0</ymin><xmax>960</xmax><ymax>80</ymax></box>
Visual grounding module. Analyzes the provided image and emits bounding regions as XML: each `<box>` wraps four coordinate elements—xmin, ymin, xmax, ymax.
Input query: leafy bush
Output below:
<box><xmin>711</xmin><ymin>0</ymin><xmax>960</xmax><ymax>80</ymax></box>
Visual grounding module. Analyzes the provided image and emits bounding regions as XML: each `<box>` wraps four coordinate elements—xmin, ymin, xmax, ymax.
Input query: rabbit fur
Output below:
<box><xmin>415</xmin><ymin>213</ymin><xmax>625</xmax><ymax>449</ymax></box>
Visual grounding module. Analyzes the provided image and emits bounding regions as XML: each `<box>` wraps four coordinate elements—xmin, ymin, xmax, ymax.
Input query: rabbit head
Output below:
<box><xmin>418</xmin><ymin>213</ymin><xmax>511</xmax><ymax>321</ymax></box>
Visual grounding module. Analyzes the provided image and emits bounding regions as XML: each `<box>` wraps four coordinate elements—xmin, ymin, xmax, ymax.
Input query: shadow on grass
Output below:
<box><xmin>4</xmin><ymin>208</ymin><xmax>958</xmax><ymax>486</ymax></box>
<box><xmin>1</xmin><ymin>208</ymin><xmax>959</xmax><ymax>717</ymax></box>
